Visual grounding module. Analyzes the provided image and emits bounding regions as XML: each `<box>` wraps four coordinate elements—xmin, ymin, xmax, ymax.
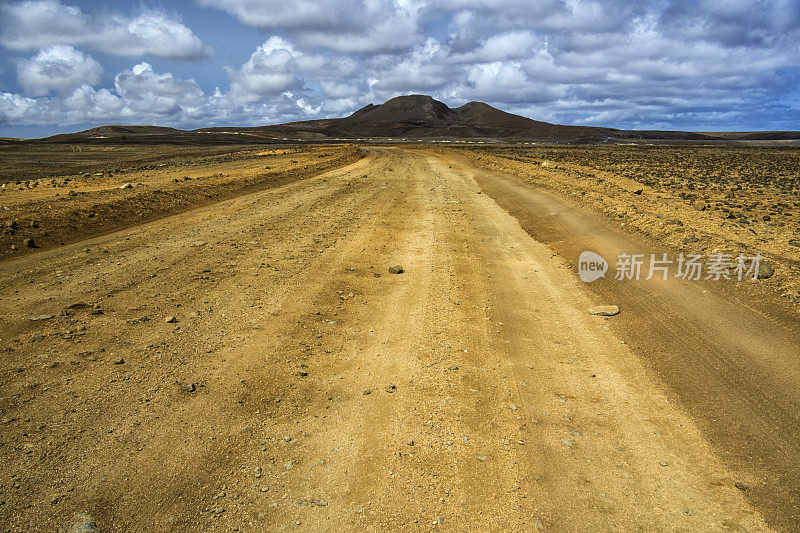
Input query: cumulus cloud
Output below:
<box><xmin>17</xmin><ymin>45</ymin><xmax>103</xmax><ymax>96</ymax></box>
<box><xmin>1</xmin><ymin>63</ymin><xmax>210</xmax><ymax>127</ymax></box>
<box><xmin>115</xmin><ymin>62</ymin><xmax>206</xmax><ymax>115</ymax></box>
<box><xmin>2</xmin><ymin>0</ymin><xmax>800</xmax><ymax>132</ymax></box>
<box><xmin>0</xmin><ymin>0</ymin><xmax>212</xmax><ymax>60</ymax></box>
<box><xmin>198</xmin><ymin>0</ymin><xmax>420</xmax><ymax>53</ymax></box>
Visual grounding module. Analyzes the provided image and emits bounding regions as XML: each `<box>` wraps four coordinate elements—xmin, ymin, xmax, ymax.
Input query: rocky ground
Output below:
<box><xmin>1</xmin><ymin>145</ymin><xmax>798</xmax><ymax>532</ymax></box>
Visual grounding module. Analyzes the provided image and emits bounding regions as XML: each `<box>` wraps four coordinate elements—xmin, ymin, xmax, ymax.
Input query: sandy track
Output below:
<box><xmin>0</xmin><ymin>148</ymin><xmax>773</xmax><ymax>531</ymax></box>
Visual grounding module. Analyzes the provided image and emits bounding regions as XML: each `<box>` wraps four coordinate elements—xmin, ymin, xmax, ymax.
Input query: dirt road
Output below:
<box><xmin>0</xmin><ymin>148</ymin><xmax>788</xmax><ymax>531</ymax></box>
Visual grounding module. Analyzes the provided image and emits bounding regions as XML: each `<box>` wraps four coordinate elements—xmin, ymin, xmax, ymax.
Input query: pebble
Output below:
<box><xmin>388</xmin><ymin>264</ymin><xmax>404</xmax><ymax>274</ymax></box>
<box><xmin>509</xmin><ymin>403</ymin><xmax>519</xmax><ymax>411</ymax></box>
<box><xmin>30</xmin><ymin>314</ymin><xmax>55</xmax><ymax>321</ymax></box>
<box><xmin>692</xmin><ymin>200</ymin><xmax>706</xmax><ymax>211</ymax></box>
<box><xmin>756</xmin><ymin>263</ymin><xmax>775</xmax><ymax>279</ymax></box>
<box><xmin>734</xmin><ymin>480</ymin><xmax>750</xmax><ymax>491</ymax></box>
<box><xmin>588</xmin><ymin>305</ymin><xmax>620</xmax><ymax>316</ymax></box>
<box><xmin>165</xmin><ymin>316</ymin><xmax>178</xmax><ymax>323</ymax></box>
<box><xmin>476</xmin><ymin>455</ymin><xmax>491</xmax><ymax>462</ymax></box>
<box><xmin>682</xmin><ymin>234</ymin><xmax>700</xmax><ymax>244</ymax></box>
<box><xmin>64</xmin><ymin>512</ymin><xmax>101</xmax><ymax>533</ymax></box>
<box><xmin>113</xmin><ymin>356</ymin><xmax>125</xmax><ymax>365</ymax></box>
<box><xmin>561</xmin><ymin>438</ymin><xmax>574</xmax><ymax>447</ymax></box>
<box><xmin>24</xmin><ymin>237</ymin><xmax>36</xmax><ymax>248</ymax></box>
<box><xmin>119</xmin><ymin>183</ymin><xmax>133</xmax><ymax>189</ymax></box>
<box><xmin>385</xmin><ymin>383</ymin><xmax>397</xmax><ymax>393</ymax></box>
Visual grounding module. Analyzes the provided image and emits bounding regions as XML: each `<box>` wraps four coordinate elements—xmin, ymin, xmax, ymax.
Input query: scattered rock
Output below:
<box><xmin>588</xmin><ymin>305</ymin><xmax>619</xmax><ymax>316</ymax></box>
<box><xmin>734</xmin><ymin>480</ymin><xmax>750</xmax><ymax>491</ymax></box>
<box><xmin>476</xmin><ymin>455</ymin><xmax>491</xmax><ymax>462</ymax></box>
<box><xmin>682</xmin><ymin>234</ymin><xmax>699</xmax><ymax>244</ymax></box>
<box><xmin>633</xmin><ymin>188</ymin><xmax>643</xmax><ymax>195</ymax></box>
<box><xmin>561</xmin><ymin>438</ymin><xmax>574</xmax><ymax>447</ymax></box>
<box><xmin>362</xmin><ymin>389</ymin><xmax>372</xmax><ymax>395</ymax></box>
<box><xmin>388</xmin><ymin>264</ymin><xmax>404</xmax><ymax>274</ymax></box>
<box><xmin>24</xmin><ymin>237</ymin><xmax>37</xmax><ymax>248</ymax></box>
<box><xmin>509</xmin><ymin>403</ymin><xmax>519</xmax><ymax>411</ymax></box>
<box><xmin>30</xmin><ymin>314</ymin><xmax>55</xmax><ymax>321</ymax></box>
<box><xmin>119</xmin><ymin>183</ymin><xmax>133</xmax><ymax>189</ymax></box>
<box><xmin>67</xmin><ymin>190</ymin><xmax>77</xmax><ymax>197</ymax></box>
<box><xmin>180</xmin><ymin>383</ymin><xmax>196</xmax><ymax>393</ymax></box>
<box><xmin>113</xmin><ymin>356</ymin><xmax>125</xmax><ymax>365</ymax></box>
<box><xmin>692</xmin><ymin>200</ymin><xmax>706</xmax><ymax>211</ymax></box>
<box><xmin>385</xmin><ymin>383</ymin><xmax>397</xmax><ymax>393</ymax></box>
<box><xmin>165</xmin><ymin>316</ymin><xmax>178</xmax><ymax>323</ymax></box>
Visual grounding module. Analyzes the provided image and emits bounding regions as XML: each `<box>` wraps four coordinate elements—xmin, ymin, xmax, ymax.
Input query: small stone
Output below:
<box><xmin>388</xmin><ymin>264</ymin><xmax>404</xmax><ymax>274</ymax></box>
<box><xmin>734</xmin><ymin>480</ymin><xmax>750</xmax><ymax>491</ymax></box>
<box><xmin>213</xmin><ymin>507</ymin><xmax>225</xmax><ymax>514</ymax></box>
<box><xmin>67</xmin><ymin>190</ymin><xmax>77</xmax><ymax>197</ymax></box>
<box><xmin>119</xmin><ymin>183</ymin><xmax>133</xmax><ymax>189</ymax></box>
<box><xmin>682</xmin><ymin>234</ymin><xmax>700</xmax><ymax>244</ymax></box>
<box><xmin>24</xmin><ymin>237</ymin><xmax>36</xmax><ymax>248</ymax></box>
<box><xmin>30</xmin><ymin>314</ymin><xmax>55</xmax><ymax>321</ymax></box>
<box><xmin>113</xmin><ymin>356</ymin><xmax>125</xmax><ymax>365</ymax></box>
<box><xmin>659</xmin><ymin>461</ymin><xmax>668</xmax><ymax>467</ymax></box>
<box><xmin>283</xmin><ymin>435</ymin><xmax>292</xmax><ymax>442</ymax></box>
<box><xmin>633</xmin><ymin>189</ymin><xmax>643</xmax><ymax>195</ymax></box>
<box><xmin>180</xmin><ymin>383</ymin><xmax>196</xmax><ymax>392</ymax></box>
<box><xmin>509</xmin><ymin>403</ymin><xmax>519</xmax><ymax>411</ymax></box>
<box><xmin>692</xmin><ymin>200</ymin><xmax>706</xmax><ymax>211</ymax></box>
<box><xmin>788</xmin><ymin>239</ymin><xmax>800</xmax><ymax>248</ymax></box>
<box><xmin>65</xmin><ymin>512</ymin><xmax>101</xmax><ymax>533</ymax></box>
<box><xmin>385</xmin><ymin>383</ymin><xmax>397</xmax><ymax>393</ymax></box>
<box><xmin>588</xmin><ymin>305</ymin><xmax>619</xmax><ymax>316</ymax></box>
<box><xmin>476</xmin><ymin>455</ymin><xmax>491</xmax><ymax>462</ymax></box>
<box><xmin>165</xmin><ymin>316</ymin><xmax>178</xmax><ymax>323</ymax></box>
<box><xmin>756</xmin><ymin>263</ymin><xmax>774</xmax><ymax>279</ymax></box>
<box><xmin>362</xmin><ymin>389</ymin><xmax>372</xmax><ymax>395</ymax></box>
<box><xmin>561</xmin><ymin>438</ymin><xmax>574</xmax><ymax>447</ymax></box>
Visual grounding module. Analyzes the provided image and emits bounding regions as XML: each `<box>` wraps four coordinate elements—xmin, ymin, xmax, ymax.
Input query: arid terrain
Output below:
<box><xmin>1</xmin><ymin>142</ymin><xmax>799</xmax><ymax>532</ymax></box>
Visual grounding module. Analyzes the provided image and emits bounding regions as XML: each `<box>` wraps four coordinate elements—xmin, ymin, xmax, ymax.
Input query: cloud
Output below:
<box><xmin>0</xmin><ymin>0</ymin><xmax>212</xmax><ymax>60</ymax></box>
<box><xmin>3</xmin><ymin>0</ymin><xmax>800</xmax><ymax>132</ymax></box>
<box><xmin>227</xmin><ymin>37</ymin><xmax>306</xmax><ymax>104</ymax></box>
<box><xmin>17</xmin><ymin>45</ymin><xmax>103</xmax><ymax>96</ymax></box>
<box><xmin>197</xmin><ymin>0</ymin><xmax>420</xmax><ymax>53</ymax></box>
<box><xmin>114</xmin><ymin>63</ymin><xmax>206</xmax><ymax>115</ymax></box>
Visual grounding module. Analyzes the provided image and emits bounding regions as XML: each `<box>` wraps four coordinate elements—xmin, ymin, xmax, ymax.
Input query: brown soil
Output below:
<box><xmin>1</xmin><ymin>146</ymin><xmax>795</xmax><ymax>532</ymax></box>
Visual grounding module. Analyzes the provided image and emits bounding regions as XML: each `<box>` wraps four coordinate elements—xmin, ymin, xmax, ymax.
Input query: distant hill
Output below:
<box><xmin>28</xmin><ymin>95</ymin><xmax>800</xmax><ymax>144</ymax></box>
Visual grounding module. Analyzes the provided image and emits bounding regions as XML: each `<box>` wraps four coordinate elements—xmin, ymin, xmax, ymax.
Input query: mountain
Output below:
<box><xmin>31</xmin><ymin>95</ymin><xmax>800</xmax><ymax>144</ymax></box>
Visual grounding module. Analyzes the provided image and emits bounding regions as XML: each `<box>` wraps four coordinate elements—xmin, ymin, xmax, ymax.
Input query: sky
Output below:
<box><xmin>1</xmin><ymin>0</ymin><xmax>799</xmax><ymax>138</ymax></box>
